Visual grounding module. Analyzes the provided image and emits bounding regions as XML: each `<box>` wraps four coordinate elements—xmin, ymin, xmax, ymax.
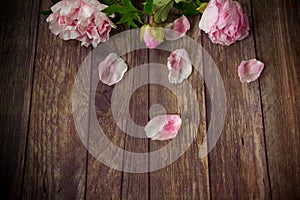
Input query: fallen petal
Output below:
<box><xmin>141</xmin><ymin>25</ymin><xmax>164</xmax><ymax>49</ymax></box>
<box><xmin>98</xmin><ymin>53</ymin><xmax>128</xmax><ymax>86</ymax></box>
<box><xmin>238</xmin><ymin>58</ymin><xmax>264</xmax><ymax>83</ymax></box>
<box><xmin>167</xmin><ymin>49</ymin><xmax>192</xmax><ymax>84</ymax></box>
<box><xmin>145</xmin><ymin>115</ymin><xmax>182</xmax><ymax>141</ymax></box>
<box><xmin>165</xmin><ymin>15</ymin><xmax>190</xmax><ymax>41</ymax></box>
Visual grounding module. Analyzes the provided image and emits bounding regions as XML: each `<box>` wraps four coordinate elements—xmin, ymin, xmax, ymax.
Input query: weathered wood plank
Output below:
<box><xmin>252</xmin><ymin>0</ymin><xmax>300</xmax><ymax>198</ymax></box>
<box><xmin>22</xmin><ymin>0</ymin><xmax>90</xmax><ymax>199</ymax></box>
<box><xmin>120</xmin><ymin>49</ymin><xmax>149</xmax><ymax>200</ymax></box>
<box><xmin>86</xmin><ymin>47</ymin><xmax>149</xmax><ymax>200</ymax></box>
<box><xmin>0</xmin><ymin>0</ymin><xmax>40</xmax><ymax>198</ymax></box>
<box><xmin>85</xmin><ymin>28</ymin><xmax>125</xmax><ymax>200</ymax></box>
<box><xmin>148</xmin><ymin>15</ymin><xmax>210</xmax><ymax>199</ymax></box>
<box><xmin>112</xmin><ymin>2</ymin><xmax>149</xmax><ymax>199</ymax></box>
<box><xmin>203</xmin><ymin>0</ymin><xmax>271</xmax><ymax>199</ymax></box>
<box><xmin>86</xmin><ymin>1</ymin><xmax>149</xmax><ymax>198</ymax></box>
<box><xmin>86</xmin><ymin>79</ymin><xmax>124</xmax><ymax>199</ymax></box>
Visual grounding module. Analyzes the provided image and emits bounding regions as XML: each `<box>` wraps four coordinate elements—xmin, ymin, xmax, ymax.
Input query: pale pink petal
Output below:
<box><xmin>199</xmin><ymin>0</ymin><xmax>250</xmax><ymax>46</ymax></box>
<box><xmin>78</xmin><ymin>3</ymin><xmax>94</xmax><ymax>19</ymax></box>
<box><xmin>47</xmin><ymin>0</ymin><xmax>115</xmax><ymax>47</ymax></box>
<box><xmin>143</xmin><ymin>25</ymin><xmax>162</xmax><ymax>49</ymax></box>
<box><xmin>199</xmin><ymin>1</ymin><xmax>219</xmax><ymax>33</ymax></box>
<box><xmin>167</xmin><ymin>49</ymin><xmax>192</xmax><ymax>84</ymax></box>
<box><xmin>98</xmin><ymin>53</ymin><xmax>128</xmax><ymax>86</ymax></box>
<box><xmin>59</xmin><ymin>30</ymin><xmax>81</xmax><ymax>40</ymax></box>
<box><xmin>51</xmin><ymin>1</ymin><xmax>66</xmax><ymax>13</ymax></box>
<box><xmin>238</xmin><ymin>59</ymin><xmax>264</xmax><ymax>83</ymax></box>
<box><xmin>145</xmin><ymin>115</ymin><xmax>182</xmax><ymax>141</ymax></box>
<box><xmin>165</xmin><ymin>15</ymin><xmax>190</xmax><ymax>41</ymax></box>
<box><xmin>59</xmin><ymin>0</ymin><xmax>80</xmax><ymax>16</ymax></box>
<box><xmin>89</xmin><ymin>0</ymin><xmax>108</xmax><ymax>11</ymax></box>
<box><xmin>238</xmin><ymin>14</ymin><xmax>250</xmax><ymax>41</ymax></box>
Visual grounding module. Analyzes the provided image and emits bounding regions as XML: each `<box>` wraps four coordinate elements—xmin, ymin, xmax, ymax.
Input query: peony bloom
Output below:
<box><xmin>238</xmin><ymin>59</ymin><xmax>264</xmax><ymax>83</ymax></box>
<box><xmin>167</xmin><ymin>49</ymin><xmax>192</xmax><ymax>84</ymax></box>
<box><xmin>141</xmin><ymin>25</ymin><xmax>164</xmax><ymax>49</ymax></box>
<box><xmin>199</xmin><ymin>0</ymin><xmax>249</xmax><ymax>46</ymax></box>
<box><xmin>98</xmin><ymin>53</ymin><xmax>128</xmax><ymax>86</ymax></box>
<box><xmin>145</xmin><ymin>115</ymin><xmax>182</xmax><ymax>141</ymax></box>
<box><xmin>165</xmin><ymin>15</ymin><xmax>190</xmax><ymax>41</ymax></box>
<box><xmin>46</xmin><ymin>0</ymin><xmax>116</xmax><ymax>47</ymax></box>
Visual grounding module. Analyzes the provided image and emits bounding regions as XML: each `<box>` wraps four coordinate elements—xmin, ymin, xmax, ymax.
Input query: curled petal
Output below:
<box><xmin>199</xmin><ymin>0</ymin><xmax>250</xmax><ymax>46</ymax></box>
<box><xmin>98</xmin><ymin>53</ymin><xmax>128</xmax><ymax>86</ymax></box>
<box><xmin>238</xmin><ymin>59</ymin><xmax>264</xmax><ymax>83</ymax></box>
<box><xmin>47</xmin><ymin>0</ymin><xmax>115</xmax><ymax>47</ymax></box>
<box><xmin>141</xmin><ymin>25</ymin><xmax>164</xmax><ymax>49</ymax></box>
<box><xmin>199</xmin><ymin>1</ymin><xmax>219</xmax><ymax>33</ymax></box>
<box><xmin>167</xmin><ymin>49</ymin><xmax>192</xmax><ymax>84</ymax></box>
<box><xmin>145</xmin><ymin>115</ymin><xmax>182</xmax><ymax>141</ymax></box>
<box><xmin>165</xmin><ymin>15</ymin><xmax>190</xmax><ymax>41</ymax></box>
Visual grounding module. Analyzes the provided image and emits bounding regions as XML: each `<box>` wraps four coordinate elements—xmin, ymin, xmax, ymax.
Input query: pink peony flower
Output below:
<box><xmin>165</xmin><ymin>15</ymin><xmax>190</xmax><ymax>41</ymax></box>
<box><xmin>167</xmin><ymin>49</ymin><xmax>192</xmax><ymax>84</ymax></box>
<box><xmin>145</xmin><ymin>115</ymin><xmax>182</xmax><ymax>141</ymax></box>
<box><xmin>199</xmin><ymin>0</ymin><xmax>249</xmax><ymax>46</ymax></box>
<box><xmin>141</xmin><ymin>25</ymin><xmax>164</xmax><ymax>49</ymax></box>
<box><xmin>238</xmin><ymin>59</ymin><xmax>264</xmax><ymax>83</ymax></box>
<box><xmin>98</xmin><ymin>53</ymin><xmax>128</xmax><ymax>86</ymax></box>
<box><xmin>46</xmin><ymin>0</ymin><xmax>116</xmax><ymax>47</ymax></box>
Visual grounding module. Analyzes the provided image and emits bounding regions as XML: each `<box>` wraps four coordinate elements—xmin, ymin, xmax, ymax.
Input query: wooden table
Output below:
<box><xmin>1</xmin><ymin>0</ymin><xmax>299</xmax><ymax>199</ymax></box>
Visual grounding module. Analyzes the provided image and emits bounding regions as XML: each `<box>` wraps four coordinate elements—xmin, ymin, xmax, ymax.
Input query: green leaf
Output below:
<box><xmin>40</xmin><ymin>10</ymin><xmax>52</xmax><ymax>15</ymax></box>
<box><xmin>173</xmin><ymin>1</ymin><xmax>199</xmax><ymax>16</ymax></box>
<box><xmin>174</xmin><ymin>0</ymin><xmax>185</xmax><ymax>3</ymax></box>
<box><xmin>117</xmin><ymin>13</ymin><xmax>143</xmax><ymax>28</ymax></box>
<box><xmin>197</xmin><ymin>2</ymin><xmax>208</xmax><ymax>13</ymax></box>
<box><xmin>102</xmin><ymin>5</ymin><xmax>128</xmax><ymax>15</ymax></box>
<box><xmin>153</xmin><ymin>0</ymin><xmax>171</xmax><ymax>6</ymax></box>
<box><xmin>121</xmin><ymin>0</ymin><xmax>138</xmax><ymax>11</ymax></box>
<box><xmin>143</xmin><ymin>0</ymin><xmax>153</xmax><ymax>15</ymax></box>
<box><xmin>140</xmin><ymin>25</ymin><xmax>147</xmax><ymax>41</ymax></box>
<box><xmin>102</xmin><ymin>0</ymin><xmax>144</xmax><ymax>29</ymax></box>
<box><xmin>195</xmin><ymin>0</ymin><xmax>201</xmax><ymax>6</ymax></box>
<box><xmin>153</xmin><ymin>0</ymin><xmax>174</xmax><ymax>22</ymax></box>
<box><xmin>99</xmin><ymin>0</ymin><xmax>115</xmax><ymax>5</ymax></box>
<box><xmin>51</xmin><ymin>0</ymin><xmax>60</xmax><ymax>4</ymax></box>
<box><xmin>150</xmin><ymin>26</ymin><xmax>164</xmax><ymax>42</ymax></box>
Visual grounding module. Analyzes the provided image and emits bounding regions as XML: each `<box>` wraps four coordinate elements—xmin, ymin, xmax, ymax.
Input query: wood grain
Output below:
<box><xmin>86</xmin><ymin>45</ymin><xmax>149</xmax><ymax>200</ymax></box>
<box><xmin>203</xmin><ymin>0</ymin><xmax>270</xmax><ymax>199</ymax></box>
<box><xmin>149</xmin><ymin>15</ymin><xmax>210</xmax><ymax>200</ymax></box>
<box><xmin>252</xmin><ymin>0</ymin><xmax>300</xmax><ymax>198</ymax></box>
<box><xmin>0</xmin><ymin>0</ymin><xmax>299</xmax><ymax>198</ymax></box>
<box><xmin>86</xmin><ymin>1</ymin><xmax>150</xmax><ymax>198</ymax></box>
<box><xmin>120</xmin><ymin>49</ymin><xmax>150</xmax><ymax>200</ymax></box>
<box><xmin>0</xmin><ymin>0</ymin><xmax>40</xmax><ymax>198</ymax></box>
<box><xmin>115</xmin><ymin>2</ymin><xmax>150</xmax><ymax>199</ymax></box>
<box><xmin>22</xmin><ymin>0</ymin><xmax>90</xmax><ymax>199</ymax></box>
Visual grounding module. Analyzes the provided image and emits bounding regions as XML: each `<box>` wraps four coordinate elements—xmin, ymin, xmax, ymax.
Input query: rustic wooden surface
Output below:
<box><xmin>0</xmin><ymin>0</ymin><xmax>299</xmax><ymax>199</ymax></box>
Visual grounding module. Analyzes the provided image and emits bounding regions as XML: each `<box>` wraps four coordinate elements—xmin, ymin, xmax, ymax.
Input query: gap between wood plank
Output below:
<box><xmin>21</xmin><ymin>0</ymin><xmax>42</xmax><ymax>197</ymax></box>
<box><xmin>249</xmin><ymin>0</ymin><xmax>272</xmax><ymax>198</ymax></box>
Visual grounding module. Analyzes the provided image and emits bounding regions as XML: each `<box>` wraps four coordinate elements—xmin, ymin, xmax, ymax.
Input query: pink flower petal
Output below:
<box><xmin>145</xmin><ymin>115</ymin><xmax>182</xmax><ymax>141</ymax></box>
<box><xmin>47</xmin><ymin>0</ymin><xmax>115</xmax><ymax>48</ymax></box>
<box><xmin>199</xmin><ymin>0</ymin><xmax>250</xmax><ymax>46</ymax></box>
<box><xmin>199</xmin><ymin>1</ymin><xmax>219</xmax><ymax>33</ymax></box>
<box><xmin>98</xmin><ymin>53</ymin><xmax>128</xmax><ymax>86</ymax></box>
<box><xmin>167</xmin><ymin>49</ymin><xmax>192</xmax><ymax>84</ymax></box>
<box><xmin>165</xmin><ymin>15</ymin><xmax>190</xmax><ymax>41</ymax></box>
<box><xmin>141</xmin><ymin>25</ymin><xmax>164</xmax><ymax>49</ymax></box>
<box><xmin>238</xmin><ymin>59</ymin><xmax>264</xmax><ymax>83</ymax></box>
<box><xmin>144</xmin><ymin>28</ymin><xmax>160</xmax><ymax>49</ymax></box>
